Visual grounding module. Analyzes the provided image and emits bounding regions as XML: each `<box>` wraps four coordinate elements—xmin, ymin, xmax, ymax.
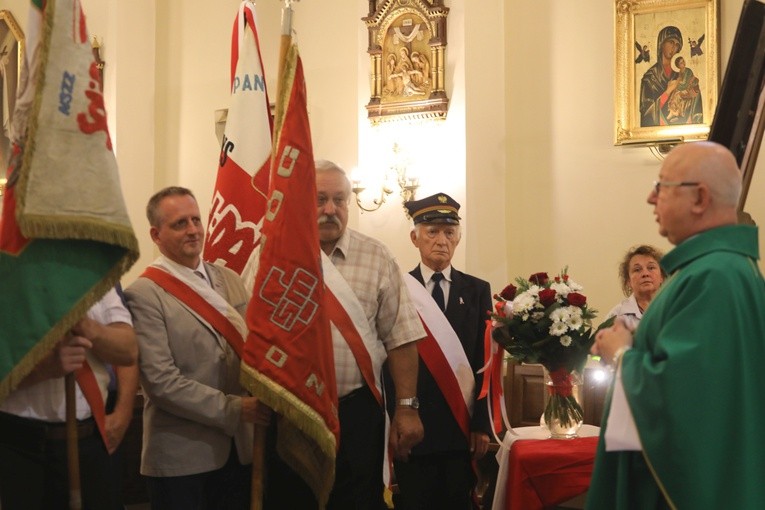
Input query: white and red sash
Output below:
<box><xmin>404</xmin><ymin>273</ymin><xmax>475</xmax><ymax>438</ymax></box>
<box><xmin>320</xmin><ymin>252</ymin><xmax>383</xmax><ymax>404</ymax></box>
<box><xmin>141</xmin><ymin>259</ymin><xmax>248</xmax><ymax>357</ymax></box>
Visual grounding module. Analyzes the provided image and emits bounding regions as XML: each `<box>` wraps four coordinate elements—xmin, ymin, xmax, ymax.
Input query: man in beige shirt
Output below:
<box><xmin>264</xmin><ymin>160</ymin><xmax>425</xmax><ymax>510</ymax></box>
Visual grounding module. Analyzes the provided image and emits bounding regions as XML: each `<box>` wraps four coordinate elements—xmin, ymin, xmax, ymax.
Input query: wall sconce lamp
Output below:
<box><xmin>0</xmin><ymin>178</ymin><xmax>6</xmax><ymax>197</ymax></box>
<box><xmin>351</xmin><ymin>143</ymin><xmax>419</xmax><ymax>214</ymax></box>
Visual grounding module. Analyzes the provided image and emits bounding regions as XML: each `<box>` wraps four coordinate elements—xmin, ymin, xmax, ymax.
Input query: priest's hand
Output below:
<box><xmin>390</xmin><ymin>408</ymin><xmax>424</xmax><ymax>461</ymax></box>
<box><xmin>591</xmin><ymin>317</ymin><xmax>633</xmax><ymax>365</ymax></box>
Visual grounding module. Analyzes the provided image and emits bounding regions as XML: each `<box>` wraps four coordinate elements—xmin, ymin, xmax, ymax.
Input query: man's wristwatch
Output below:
<box><xmin>396</xmin><ymin>397</ymin><xmax>420</xmax><ymax>410</ymax></box>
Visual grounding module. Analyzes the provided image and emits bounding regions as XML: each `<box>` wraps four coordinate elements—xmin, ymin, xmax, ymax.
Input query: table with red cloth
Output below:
<box><xmin>491</xmin><ymin>425</ymin><xmax>600</xmax><ymax>510</ymax></box>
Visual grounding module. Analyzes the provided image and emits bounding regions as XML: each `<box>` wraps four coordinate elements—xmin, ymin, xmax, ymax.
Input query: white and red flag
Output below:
<box><xmin>241</xmin><ymin>41</ymin><xmax>339</xmax><ymax>507</ymax></box>
<box><xmin>204</xmin><ymin>1</ymin><xmax>271</xmax><ymax>277</ymax></box>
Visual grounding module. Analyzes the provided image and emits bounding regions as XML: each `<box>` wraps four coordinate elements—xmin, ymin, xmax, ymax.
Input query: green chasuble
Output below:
<box><xmin>587</xmin><ymin>225</ymin><xmax>765</xmax><ymax>510</ymax></box>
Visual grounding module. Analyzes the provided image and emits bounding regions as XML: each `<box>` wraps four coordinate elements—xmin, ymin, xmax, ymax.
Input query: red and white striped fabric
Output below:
<box><xmin>204</xmin><ymin>1</ymin><xmax>272</xmax><ymax>279</ymax></box>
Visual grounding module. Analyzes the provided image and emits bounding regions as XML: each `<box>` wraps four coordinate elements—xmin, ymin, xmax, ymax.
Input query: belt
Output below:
<box><xmin>338</xmin><ymin>385</ymin><xmax>371</xmax><ymax>404</ymax></box>
<box><xmin>0</xmin><ymin>411</ymin><xmax>96</xmax><ymax>441</ymax></box>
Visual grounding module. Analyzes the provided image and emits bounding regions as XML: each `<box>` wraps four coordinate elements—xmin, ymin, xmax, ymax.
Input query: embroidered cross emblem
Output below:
<box><xmin>259</xmin><ymin>266</ymin><xmax>319</xmax><ymax>331</ymax></box>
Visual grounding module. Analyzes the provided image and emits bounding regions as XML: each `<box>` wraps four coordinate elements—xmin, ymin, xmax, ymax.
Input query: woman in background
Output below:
<box><xmin>602</xmin><ymin>244</ymin><xmax>667</xmax><ymax>330</ymax></box>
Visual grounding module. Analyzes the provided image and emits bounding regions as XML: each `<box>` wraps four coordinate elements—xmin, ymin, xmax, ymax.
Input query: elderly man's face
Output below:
<box><xmin>316</xmin><ymin>171</ymin><xmax>349</xmax><ymax>246</ymax></box>
<box><xmin>150</xmin><ymin>194</ymin><xmax>204</xmax><ymax>268</ymax></box>
<box><xmin>647</xmin><ymin>160</ymin><xmax>699</xmax><ymax>245</ymax></box>
<box><xmin>410</xmin><ymin>223</ymin><xmax>461</xmax><ymax>272</ymax></box>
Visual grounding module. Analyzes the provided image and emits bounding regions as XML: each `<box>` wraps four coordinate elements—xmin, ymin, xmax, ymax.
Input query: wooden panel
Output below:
<box><xmin>503</xmin><ymin>361</ymin><xmax>610</xmax><ymax>429</ymax></box>
<box><xmin>582</xmin><ymin>368</ymin><xmax>609</xmax><ymax>427</ymax></box>
<box><xmin>504</xmin><ymin>363</ymin><xmax>545</xmax><ymax>427</ymax></box>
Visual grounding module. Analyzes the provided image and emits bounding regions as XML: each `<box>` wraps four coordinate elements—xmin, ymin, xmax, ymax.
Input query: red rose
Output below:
<box><xmin>567</xmin><ymin>292</ymin><xmax>587</xmax><ymax>307</ymax></box>
<box><xmin>499</xmin><ymin>284</ymin><xmax>517</xmax><ymax>301</ymax></box>
<box><xmin>539</xmin><ymin>288</ymin><xmax>557</xmax><ymax>306</ymax></box>
<box><xmin>529</xmin><ymin>272</ymin><xmax>549</xmax><ymax>286</ymax></box>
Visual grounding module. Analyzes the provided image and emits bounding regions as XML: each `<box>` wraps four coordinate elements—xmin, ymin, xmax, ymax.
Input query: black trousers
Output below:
<box><xmin>393</xmin><ymin>450</ymin><xmax>476</xmax><ymax>510</ymax></box>
<box><xmin>263</xmin><ymin>385</ymin><xmax>386</xmax><ymax>510</ymax></box>
<box><xmin>0</xmin><ymin>411</ymin><xmax>116</xmax><ymax>510</ymax></box>
<box><xmin>145</xmin><ymin>440</ymin><xmax>252</xmax><ymax>510</ymax></box>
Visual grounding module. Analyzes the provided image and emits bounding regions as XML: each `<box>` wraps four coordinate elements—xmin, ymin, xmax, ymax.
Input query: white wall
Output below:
<box><xmin>3</xmin><ymin>0</ymin><xmax>764</xmax><ymax>319</ymax></box>
<box><xmin>504</xmin><ymin>0</ymin><xmax>765</xmax><ymax>315</ymax></box>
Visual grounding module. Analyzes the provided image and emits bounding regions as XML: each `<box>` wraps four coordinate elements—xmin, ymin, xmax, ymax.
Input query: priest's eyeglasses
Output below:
<box><xmin>652</xmin><ymin>181</ymin><xmax>700</xmax><ymax>195</ymax></box>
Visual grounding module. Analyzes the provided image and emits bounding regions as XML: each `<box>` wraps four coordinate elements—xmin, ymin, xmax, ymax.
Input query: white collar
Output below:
<box><xmin>419</xmin><ymin>263</ymin><xmax>452</xmax><ymax>283</ymax></box>
<box><xmin>160</xmin><ymin>256</ymin><xmax>210</xmax><ymax>286</ymax></box>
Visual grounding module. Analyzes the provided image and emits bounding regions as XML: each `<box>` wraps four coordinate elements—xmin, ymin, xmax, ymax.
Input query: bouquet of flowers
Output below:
<box><xmin>491</xmin><ymin>269</ymin><xmax>597</xmax><ymax>432</ymax></box>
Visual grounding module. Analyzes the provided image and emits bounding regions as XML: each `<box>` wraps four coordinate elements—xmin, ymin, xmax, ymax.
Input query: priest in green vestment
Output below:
<box><xmin>588</xmin><ymin>141</ymin><xmax>765</xmax><ymax>509</ymax></box>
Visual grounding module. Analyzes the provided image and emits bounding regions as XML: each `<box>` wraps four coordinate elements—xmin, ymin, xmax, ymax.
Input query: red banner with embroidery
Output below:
<box><xmin>240</xmin><ymin>43</ymin><xmax>338</xmax><ymax>507</ymax></box>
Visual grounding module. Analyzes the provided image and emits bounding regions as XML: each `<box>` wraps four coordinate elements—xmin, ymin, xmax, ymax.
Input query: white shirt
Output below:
<box><xmin>418</xmin><ymin>263</ymin><xmax>452</xmax><ymax>308</ymax></box>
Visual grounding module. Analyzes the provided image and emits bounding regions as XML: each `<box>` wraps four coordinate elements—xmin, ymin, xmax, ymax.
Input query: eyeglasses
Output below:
<box><xmin>652</xmin><ymin>180</ymin><xmax>700</xmax><ymax>195</ymax></box>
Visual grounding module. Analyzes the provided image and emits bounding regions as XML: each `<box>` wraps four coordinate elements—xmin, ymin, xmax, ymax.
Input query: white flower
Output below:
<box><xmin>568</xmin><ymin>312</ymin><xmax>584</xmax><ymax>330</ymax></box>
<box><xmin>566</xmin><ymin>279</ymin><xmax>584</xmax><ymax>292</ymax></box>
<box><xmin>560</xmin><ymin>335</ymin><xmax>573</xmax><ymax>347</ymax></box>
<box><xmin>512</xmin><ymin>293</ymin><xmax>537</xmax><ymax>315</ymax></box>
<box><xmin>549</xmin><ymin>321</ymin><xmax>568</xmax><ymax>336</ymax></box>
<box><xmin>531</xmin><ymin>311</ymin><xmax>545</xmax><ymax>321</ymax></box>
<box><xmin>550</xmin><ymin>282</ymin><xmax>570</xmax><ymax>298</ymax></box>
<box><xmin>549</xmin><ymin>308</ymin><xmax>571</xmax><ymax>323</ymax></box>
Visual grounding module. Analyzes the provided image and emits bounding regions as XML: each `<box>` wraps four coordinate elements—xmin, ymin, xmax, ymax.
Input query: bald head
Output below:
<box><xmin>664</xmin><ymin>141</ymin><xmax>741</xmax><ymax>207</ymax></box>
<box><xmin>649</xmin><ymin>141</ymin><xmax>742</xmax><ymax>244</ymax></box>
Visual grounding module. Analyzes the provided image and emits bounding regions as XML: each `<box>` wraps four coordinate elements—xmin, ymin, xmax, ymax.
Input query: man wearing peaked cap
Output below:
<box><xmin>388</xmin><ymin>192</ymin><xmax>493</xmax><ymax>509</ymax></box>
<box><xmin>404</xmin><ymin>193</ymin><xmax>461</xmax><ymax>225</ymax></box>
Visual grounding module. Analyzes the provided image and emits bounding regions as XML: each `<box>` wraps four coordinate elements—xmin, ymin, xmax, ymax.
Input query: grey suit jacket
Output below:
<box><xmin>125</xmin><ymin>262</ymin><xmax>253</xmax><ymax>477</ymax></box>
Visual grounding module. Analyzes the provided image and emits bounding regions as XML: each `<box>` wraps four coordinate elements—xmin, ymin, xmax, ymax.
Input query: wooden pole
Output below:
<box><xmin>276</xmin><ymin>1</ymin><xmax>294</xmax><ymax>97</ymax></box>
<box><xmin>250</xmin><ymin>424</ymin><xmax>268</xmax><ymax>510</ymax></box>
<box><xmin>65</xmin><ymin>373</ymin><xmax>82</xmax><ymax>510</ymax></box>
<box><xmin>250</xmin><ymin>4</ymin><xmax>294</xmax><ymax>509</ymax></box>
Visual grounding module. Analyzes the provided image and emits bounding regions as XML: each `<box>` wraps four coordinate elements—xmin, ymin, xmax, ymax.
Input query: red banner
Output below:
<box><xmin>204</xmin><ymin>1</ymin><xmax>271</xmax><ymax>275</ymax></box>
<box><xmin>240</xmin><ymin>43</ymin><xmax>339</xmax><ymax>506</ymax></box>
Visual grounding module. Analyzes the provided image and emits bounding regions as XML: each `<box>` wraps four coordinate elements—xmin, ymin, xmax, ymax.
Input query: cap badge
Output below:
<box><xmin>437</xmin><ymin>195</ymin><xmax>447</xmax><ymax>204</ymax></box>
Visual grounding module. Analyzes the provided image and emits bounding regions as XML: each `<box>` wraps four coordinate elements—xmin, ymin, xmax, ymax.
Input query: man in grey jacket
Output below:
<box><xmin>126</xmin><ymin>186</ymin><xmax>269</xmax><ymax>510</ymax></box>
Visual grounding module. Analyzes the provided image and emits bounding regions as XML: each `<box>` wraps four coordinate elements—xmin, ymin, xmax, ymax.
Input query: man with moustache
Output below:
<box><xmin>125</xmin><ymin>186</ymin><xmax>270</xmax><ymax>510</ymax></box>
<box><xmin>263</xmin><ymin>161</ymin><xmax>425</xmax><ymax>510</ymax></box>
<box><xmin>389</xmin><ymin>193</ymin><xmax>492</xmax><ymax>510</ymax></box>
<box><xmin>588</xmin><ymin>142</ymin><xmax>765</xmax><ymax>509</ymax></box>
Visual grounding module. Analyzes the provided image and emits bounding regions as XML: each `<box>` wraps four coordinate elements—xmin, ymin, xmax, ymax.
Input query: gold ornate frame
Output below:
<box><xmin>614</xmin><ymin>0</ymin><xmax>719</xmax><ymax>146</ymax></box>
<box><xmin>1</xmin><ymin>10</ymin><xmax>24</xmax><ymax>186</ymax></box>
<box><xmin>363</xmin><ymin>0</ymin><xmax>449</xmax><ymax>124</ymax></box>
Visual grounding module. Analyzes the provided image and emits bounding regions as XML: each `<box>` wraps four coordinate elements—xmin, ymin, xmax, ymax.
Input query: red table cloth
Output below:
<box><xmin>503</xmin><ymin>436</ymin><xmax>598</xmax><ymax>510</ymax></box>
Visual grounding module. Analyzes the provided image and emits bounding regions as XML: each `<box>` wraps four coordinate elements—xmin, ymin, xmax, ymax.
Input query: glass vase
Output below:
<box><xmin>540</xmin><ymin>366</ymin><xmax>583</xmax><ymax>439</ymax></box>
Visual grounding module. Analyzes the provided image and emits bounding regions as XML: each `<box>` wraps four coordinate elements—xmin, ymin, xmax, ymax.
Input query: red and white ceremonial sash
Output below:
<box><xmin>75</xmin><ymin>358</ymin><xmax>107</xmax><ymax>443</ymax></box>
<box><xmin>204</xmin><ymin>0</ymin><xmax>272</xmax><ymax>279</ymax></box>
<box><xmin>141</xmin><ymin>265</ymin><xmax>245</xmax><ymax>358</ymax></box>
<box><xmin>404</xmin><ymin>273</ymin><xmax>474</xmax><ymax>438</ymax></box>
<box><xmin>320</xmin><ymin>252</ymin><xmax>383</xmax><ymax>404</ymax></box>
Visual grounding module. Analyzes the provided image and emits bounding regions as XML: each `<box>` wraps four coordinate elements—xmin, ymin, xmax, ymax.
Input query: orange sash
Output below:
<box><xmin>75</xmin><ymin>361</ymin><xmax>107</xmax><ymax>442</ymax></box>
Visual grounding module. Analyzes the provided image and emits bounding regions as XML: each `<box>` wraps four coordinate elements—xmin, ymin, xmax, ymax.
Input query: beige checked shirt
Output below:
<box><xmin>327</xmin><ymin>228</ymin><xmax>425</xmax><ymax>397</ymax></box>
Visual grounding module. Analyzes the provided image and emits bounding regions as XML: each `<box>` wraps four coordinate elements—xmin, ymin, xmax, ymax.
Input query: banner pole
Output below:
<box><xmin>276</xmin><ymin>1</ymin><xmax>294</xmax><ymax>97</ymax></box>
<box><xmin>250</xmin><ymin>3</ymin><xmax>295</xmax><ymax>509</ymax></box>
<box><xmin>65</xmin><ymin>373</ymin><xmax>82</xmax><ymax>510</ymax></box>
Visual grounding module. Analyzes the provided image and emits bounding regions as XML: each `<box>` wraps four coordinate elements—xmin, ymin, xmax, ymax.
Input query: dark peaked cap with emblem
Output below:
<box><xmin>405</xmin><ymin>192</ymin><xmax>461</xmax><ymax>225</ymax></box>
